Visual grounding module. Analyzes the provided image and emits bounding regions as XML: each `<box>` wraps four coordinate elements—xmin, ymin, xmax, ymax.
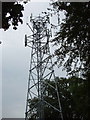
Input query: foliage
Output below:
<box><xmin>2</xmin><ymin>2</ymin><xmax>23</xmax><ymax>30</ymax></box>
<box><xmin>1</xmin><ymin>0</ymin><xmax>30</xmax><ymax>30</ymax></box>
<box><xmin>51</xmin><ymin>2</ymin><xmax>90</xmax><ymax>78</ymax></box>
<box><xmin>28</xmin><ymin>77</ymin><xmax>88</xmax><ymax>120</ymax></box>
<box><xmin>50</xmin><ymin>2</ymin><xmax>89</xmax><ymax>118</ymax></box>
<box><xmin>58</xmin><ymin>77</ymin><xmax>88</xmax><ymax>120</ymax></box>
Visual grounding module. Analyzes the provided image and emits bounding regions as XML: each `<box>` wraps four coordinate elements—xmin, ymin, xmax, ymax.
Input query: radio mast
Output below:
<box><xmin>25</xmin><ymin>14</ymin><xmax>63</xmax><ymax>120</ymax></box>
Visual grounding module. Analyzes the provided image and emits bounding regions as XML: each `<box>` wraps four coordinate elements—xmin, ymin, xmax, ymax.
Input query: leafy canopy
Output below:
<box><xmin>1</xmin><ymin>0</ymin><xmax>30</xmax><ymax>30</ymax></box>
<box><xmin>51</xmin><ymin>2</ymin><xmax>90</xmax><ymax>78</ymax></box>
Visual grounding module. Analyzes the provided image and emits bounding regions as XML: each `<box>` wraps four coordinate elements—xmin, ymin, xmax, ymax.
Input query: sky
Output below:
<box><xmin>0</xmin><ymin>0</ymin><xmax>66</xmax><ymax>118</ymax></box>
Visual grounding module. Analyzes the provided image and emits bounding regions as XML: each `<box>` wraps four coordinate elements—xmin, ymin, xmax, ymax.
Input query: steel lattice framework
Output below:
<box><xmin>25</xmin><ymin>14</ymin><xmax>63</xmax><ymax>120</ymax></box>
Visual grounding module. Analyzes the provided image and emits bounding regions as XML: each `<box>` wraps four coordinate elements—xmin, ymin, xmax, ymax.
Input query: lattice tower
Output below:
<box><xmin>25</xmin><ymin>14</ymin><xmax>63</xmax><ymax>120</ymax></box>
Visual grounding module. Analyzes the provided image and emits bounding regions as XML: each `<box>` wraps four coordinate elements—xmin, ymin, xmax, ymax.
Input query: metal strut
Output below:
<box><xmin>25</xmin><ymin>14</ymin><xmax>63</xmax><ymax>120</ymax></box>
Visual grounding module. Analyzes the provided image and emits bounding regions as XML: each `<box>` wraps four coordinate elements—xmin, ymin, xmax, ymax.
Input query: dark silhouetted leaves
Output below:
<box><xmin>51</xmin><ymin>2</ymin><xmax>90</xmax><ymax>78</ymax></box>
<box><xmin>2</xmin><ymin>2</ymin><xmax>24</xmax><ymax>30</ymax></box>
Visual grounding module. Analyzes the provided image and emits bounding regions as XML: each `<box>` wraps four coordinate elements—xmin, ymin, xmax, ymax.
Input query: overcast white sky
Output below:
<box><xmin>0</xmin><ymin>1</ymin><xmax>66</xmax><ymax>118</ymax></box>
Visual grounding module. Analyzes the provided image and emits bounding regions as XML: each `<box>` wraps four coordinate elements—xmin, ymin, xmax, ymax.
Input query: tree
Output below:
<box><xmin>58</xmin><ymin>77</ymin><xmax>88</xmax><ymax>120</ymax></box>
<box><xmin>50</xmin><ymin>2</ymin><xmax>90</xmax><ymax>79</ymax></box>
<box><xmin>50</xmin><ymin>2</ymin><xmax>90</xmax><ymax>117</ymax></box>
<box><xmin>1</xmin><ymin>0</ymin><xmax>30</xmax><ymax>30</ymax></box>
<box><xmin>50</xmin><ymin>2</ymin><xmax>90</xmax><ymax>116</ymax></box>
<box><xmin>28</xmin><ymin>77</ymin><xmax>88</xmax><ymax>120</ymax></box>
